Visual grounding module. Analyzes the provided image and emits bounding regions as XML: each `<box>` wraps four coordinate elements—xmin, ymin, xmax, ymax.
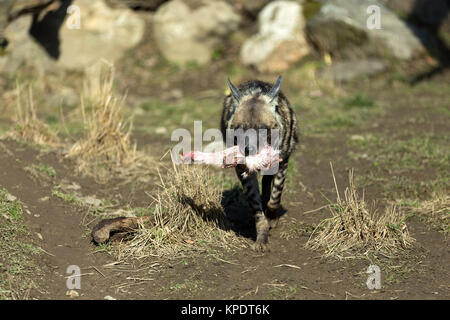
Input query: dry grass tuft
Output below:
<box><xmin>402</xmin><ymin>194</ymin><xmax>449</xmax><ymax>235</ymax></box>
<box><xmin>2</xmin><ymin>82</ymin><xmax>59</xmax><ymax>146</ymax></box>
<box><xmin>115</xmin><ymin>163</ymin><xmax>243</xmax><ymax>260</ymax></box>
<box><xmin>66</xmin><ymin>62</ymin><xmax>153</xmax><ymax>181</ymax></box>
<box><xmin>306</xmin><ymin>164</ymin><xmax>415</xmax><ymax>259</ymax></box>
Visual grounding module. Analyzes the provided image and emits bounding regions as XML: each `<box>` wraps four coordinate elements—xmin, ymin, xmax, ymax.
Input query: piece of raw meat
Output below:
<box><xmin>181</xmin><ymin>145</ymin><xmax>282</xmax><ymax>175</ymax></box>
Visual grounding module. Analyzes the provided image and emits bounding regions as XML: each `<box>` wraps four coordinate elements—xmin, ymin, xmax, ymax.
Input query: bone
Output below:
<box><xmin>91</xmin><ymin>216</ymin><xmax>152</xmax><ymax>244</ymax></box>
<box><xmin>181</xmin><ymin>145</ymin><xmax>282</xmax><ymax>173</ymax></box>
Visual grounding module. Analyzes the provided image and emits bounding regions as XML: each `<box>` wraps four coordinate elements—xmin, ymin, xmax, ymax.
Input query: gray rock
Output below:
<box><xmin>307</xmin><ymin>0</ymin><xmax>428</xmax><ymax>60</ymax></box>
<box><xmin>240</xmin><ymin>0</ymin><xmax>310</xmax><ymax>72</ymax></box>
<box><xmin>153</xmin><ymin>0</ymin><xmax>240</xmax><ymax>65</ymax></box>
<box><xmin>0</xmin><ymin>14</ymin><xmax>55</xmax><ymax>74</ymax></box>
<box><xmin>0</xmin><ymin>0</ymin><xmax>14</xmax><ymax>47</ymax></box>
<box><xmin>319</xmin><ymin>59</ymin><xmax>386</xmax><ymax>82</ymax></box>
<box><xmin>0</xmin><ymin>0</ymin><xmax>145</xmax><ymax>74</ymax></box>
<box><xmin>1</xmin><ymin>1</ymin><xmax>56</xmax><ymax>49</ymax></box>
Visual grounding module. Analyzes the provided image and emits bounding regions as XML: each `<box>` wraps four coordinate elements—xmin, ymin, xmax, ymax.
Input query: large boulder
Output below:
<box><xmin>0</xmin><ymin>0</ymin><xmax>55</xmax><ymax>48</ymax></box>
<box><xmin>153</xmin><ymin>0</ymin><xmax>241</xmax><ymax>65</ymax></box>
<box><xmin>0</xmin><ymin>0</ymin><xmax>145</xmax><ymax>73</ymax></box>
<box><xmin>319</xmin><ymin>59</ymin><xmax>386</xmax><ymax>82</ymax></box>
<box><xmin>306</xmin><ymin>0</ymin><xmax>428</xmax><ymax>60</ymax></box>
<box><xmin>240</xmin><ymin>0</ymin><xmax>310</xmax><ymax>72</ymax></box>
<box><xmin>0</xmin><ymin>0</ymin><xmax>14</xmax><ymax>48</ymax></box>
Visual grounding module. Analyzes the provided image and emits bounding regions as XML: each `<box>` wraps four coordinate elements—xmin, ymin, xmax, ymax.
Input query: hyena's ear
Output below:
<box><xmin>268</xmin><ymin>75</ymin><xmax>282</xmax><ymax>102</ymax></box>
<box><xmin>227</xmin><ymin>77</ymin><xmax>242</xmax><ymax>101</ymax></box>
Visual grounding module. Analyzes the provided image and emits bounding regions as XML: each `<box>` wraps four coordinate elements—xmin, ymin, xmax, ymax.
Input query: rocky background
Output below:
<box><xmin>0</xmin><ymin>0</ymin><xmax>448</xmax><ymax>77</ymax></box>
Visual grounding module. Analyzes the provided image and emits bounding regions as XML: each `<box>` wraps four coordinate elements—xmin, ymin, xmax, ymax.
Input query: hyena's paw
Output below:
<box><xmin>254</xmin><ymin>213</ymin><xmax>270</xmax><ymax>251</ymax></box>
<box><xmin>253</xmin><ymin>234</ymin><xmax>270</xmax><ymax>252</ymax></box>
<box><xmin>254</xmin><ymin>212</ymin><xmax>270</xmax><ymax>252</ymax></box>
<box><xmin>268</xmin><ymin>217</ymin><xmax>279</xmax><ymax>229</ymax></box>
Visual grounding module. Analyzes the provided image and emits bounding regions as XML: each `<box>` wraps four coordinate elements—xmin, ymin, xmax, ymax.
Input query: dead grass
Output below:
<box><xmin>65</xmin><ymin>61</ymin><xmax>154</xmax><ymax>181</ymax></box>
<box><xmin>306</xmin><ymin>164</ymin><xmax>415</xmax><ymax>259</ymax></box>
<box><xmin>2</xmin><ymin>82</ymin><xmax>59</xmax><ymax>146</ymax></box>
<box><xmin>401</xmin><ymin>194</ymin><xmax>449</xmax><ymax>235</ymax></box>
<box><xmin>115</xmin><ymin>162</ymin><xmax>243</xmax><ymax>261</ymax></box>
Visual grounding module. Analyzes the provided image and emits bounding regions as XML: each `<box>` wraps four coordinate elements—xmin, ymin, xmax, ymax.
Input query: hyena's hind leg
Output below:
<box><xmin>235</xmin><ymin>164</ymin><xmax>270</xmax><ymax>251</ymax></box>
<box><xmin>263</xmin><ymin>160</ymin><xmax>289</xmax><ymax>228</ymax></box>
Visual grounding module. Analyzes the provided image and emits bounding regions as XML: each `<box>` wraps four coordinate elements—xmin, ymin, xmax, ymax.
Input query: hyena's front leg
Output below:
<box><xmin>264</xmin><ymin>161</ymin><xmax>289</xmax><ymax>227</ymax></box>
<box><xmin>235</xmin><ymin>164</ymin><xmax>270</xmax><ymax>251</ymax></box>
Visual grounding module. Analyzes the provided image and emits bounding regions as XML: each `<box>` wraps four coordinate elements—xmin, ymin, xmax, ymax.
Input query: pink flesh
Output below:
<box><xmin>181</xmin><ymin>145</ymin><xmax>282</xmax><ymax>172</ymax></box>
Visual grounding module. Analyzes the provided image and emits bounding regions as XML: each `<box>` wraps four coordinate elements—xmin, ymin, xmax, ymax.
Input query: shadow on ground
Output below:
<box><xmin>221</xmin><ymin>186</ymin><xmax>287</xmax><ymax>241</ymax></box>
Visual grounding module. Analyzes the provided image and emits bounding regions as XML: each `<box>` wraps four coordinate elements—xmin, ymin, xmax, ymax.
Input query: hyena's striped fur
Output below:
<box><xmin>220</xmin><ymin>76</ymin><xmax>298</xmax><ymax>251</ymax></box>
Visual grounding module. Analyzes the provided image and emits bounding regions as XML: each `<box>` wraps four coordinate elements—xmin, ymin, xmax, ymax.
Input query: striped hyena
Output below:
<box><xmin>221</xmin><ymin>76</ymin><xmax>298</xmax><ymax>251</ymax></box>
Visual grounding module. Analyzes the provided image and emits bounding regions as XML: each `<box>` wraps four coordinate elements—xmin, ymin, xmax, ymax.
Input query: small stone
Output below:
<box><xmin>36</xmin><ymin>233</ymin><xmax>43</xmax><ymax>240</ymax></box>
<box><xmin>65</xmin><ymin>182</ymin><xmax>81</xmax><ymax>191</ymax></box>
<box><xmin>81</xmin><ymin>196</ymin><xmax>102</xmax><ymax>208</ymax></box>
<box><xmin>155</xmin><ymin>127</ymin><xmax>168</xmax><ymax>135</ymax></box>
<box><xmin>5</xmin><ymin>193</ymin><xmax>17</xmax><ymax>202</ymax></box>
<box><xmin>309</xmin><ymin>90</ymin><xmax>323</xmax><ymax>98</ymax></box>
<box><xmin>350</xmin><ymin>135</ymin><xmax>365</xmax><ymax>141</ymax></box>
<box><xmin>66</xmin><ymin>290</ymin><xmax>79</xmax><ymax>298</ymax></box>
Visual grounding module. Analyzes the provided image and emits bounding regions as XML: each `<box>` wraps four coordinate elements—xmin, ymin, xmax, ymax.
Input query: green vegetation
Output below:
<box><xmin>136</xmin><ymin>97</ymin><xmax>222</xmax><ymax>135</ymax></box>
<box><xmin>169</xmin><ymin>279</ymin><xmax>204</xmax><ymax>294</ymax></box>
<box><xmin>292</xmin><ymin>91</ymin><xmax>383</xmax><ymax>134</ymax></box>
<box><xmin>268</xmin><ymin>284</ymin><xmax>299</xmax><ymax>299</ymax></box>
<box><xmin>0</xmin><ymin>188</ymin><xmax>40</xmax><ymax>299</ymax></box>
<box><xmin>342</xmin><ymin>93</ymin><xmax>376</xmax><ymax>110</ymax></box>
<box><xmin>52</xmin><ymin>188</ymin><xmax>82</xmax><ymax>205</ymax></box>
<box><xmin>349</xmin><ymin>132</ymin><xmax>450</xmax><ymax>199</ymax></box>
<box><xmin>36</xmin><ymin>164</ymin><xmax>56</xmax><ymax>178</ymax></box>
<box><xmin>132</xmin><ymin>206</ymin><xmax>156</xmax><ymax>217</ymax></box>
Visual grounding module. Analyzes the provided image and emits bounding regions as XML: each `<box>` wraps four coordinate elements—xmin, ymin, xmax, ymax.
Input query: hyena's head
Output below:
<box><xmin>226</xmin><ymin>76</ymin><xmax>282</xmax><ymax>156</ymax></box>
